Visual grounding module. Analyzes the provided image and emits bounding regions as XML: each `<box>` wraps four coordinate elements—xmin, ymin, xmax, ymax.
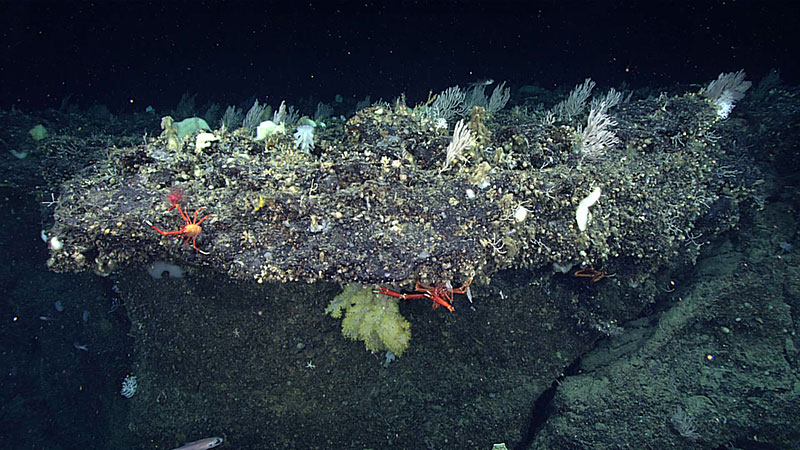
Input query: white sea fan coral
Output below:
<box><xmin>440</xmin><ymin>119</ymin><xmax>473</xmax><ymax>172</ymax></box>
<box><xmin>704</xmin><ymin>70</ymin><xmax>751</xmax><ymax>119</ymax></box>
<box><xmin>554</xmin><ymin>78</ymin><xmax>595</xmax><ymax>120</ymax></box>
<box><xmin>574</xmin><ymin>100</ymin><xmax>619</xmax><ymax>158</ymax></box>
<box><xmin>293</xmin><ymin>125</ymin><xmax>315</xmax><ymax>151</ymax></box>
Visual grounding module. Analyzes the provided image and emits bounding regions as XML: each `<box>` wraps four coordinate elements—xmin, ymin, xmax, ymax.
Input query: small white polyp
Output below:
<box><xmin>49</xmin><ymin>236</ymin><xmax>63</xmax><ymax>251</ymax></box>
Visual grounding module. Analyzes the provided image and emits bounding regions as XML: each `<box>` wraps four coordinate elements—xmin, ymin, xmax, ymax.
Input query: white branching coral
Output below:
<box><xmin>440</xmin><ymin>119</ymin><xmax>474</xmax><ymax>172</ymax></box>
<box><xmin>574</xmin><ymin>100</ymin><xmax>619</xmax><ymax>158</ymax></box>
<box><xmin>554</xmin><ymin>78</ymin><xmax>595</xmax><ymax>121</ymax></box>
<box><xmin>703</xmin><ymin>70</ymin><xmax>751</xmax><ymax>119</ymax></box>
<box><xmin>429</xmin><ymin>86</ymin><xmax>467</xmax><ymax>122</ymax></box>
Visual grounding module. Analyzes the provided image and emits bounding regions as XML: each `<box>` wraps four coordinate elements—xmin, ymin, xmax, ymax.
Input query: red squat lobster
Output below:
<box><xmin>376</xmin><ymin>276</ymin><xmax>473</xmax><ymax>312</ymax></box>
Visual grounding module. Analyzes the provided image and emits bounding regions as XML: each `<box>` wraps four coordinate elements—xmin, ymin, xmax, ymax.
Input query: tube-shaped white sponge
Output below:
<box><xmin>576</xmin><ymin>187</ymin><xmax>601</xmax><ymax>232</ymax></box>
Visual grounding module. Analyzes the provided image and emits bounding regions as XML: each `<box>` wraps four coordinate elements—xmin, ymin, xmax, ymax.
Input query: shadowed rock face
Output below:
<box><xmin>117</xmin><ymin>268</ymin><xmax>593</xmax><ymax>449</ymax></box>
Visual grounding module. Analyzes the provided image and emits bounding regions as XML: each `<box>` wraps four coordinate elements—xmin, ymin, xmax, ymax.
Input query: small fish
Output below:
<box><xmin>171</xmin><ymin>437</ymin><xmax>223</xmax><ymax>450</ymax></box>
<box><xmin>73</xmin><ymin>342</ymin><xmax>89</xmax><ymax>352</ymax></box>
<box><xmin>469</xmin><ymin>78</ymin><xmax>495</xmax><ymax>88</ymax></box>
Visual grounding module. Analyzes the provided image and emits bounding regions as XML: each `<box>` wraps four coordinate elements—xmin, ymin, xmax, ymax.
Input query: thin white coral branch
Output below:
<box><xmin>440</xmin><ymin>119</ymin><xmax>474</xmax><ymax>173</ymax></box>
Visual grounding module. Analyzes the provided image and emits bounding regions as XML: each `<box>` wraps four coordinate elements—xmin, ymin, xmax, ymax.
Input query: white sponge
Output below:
<box><xmin>576</xmin><ymin>187</ymin><xmax>601</xmax><ymax>232</ymax></box>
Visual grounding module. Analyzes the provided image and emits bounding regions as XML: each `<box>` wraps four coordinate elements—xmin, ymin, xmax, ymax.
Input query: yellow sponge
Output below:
<box><xmin>326</xmin><ymin>284</ymin><xmax>411</xmax><ymax>356</ymax></box>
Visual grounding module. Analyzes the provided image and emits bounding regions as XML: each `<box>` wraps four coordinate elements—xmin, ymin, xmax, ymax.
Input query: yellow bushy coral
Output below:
<box><xmin>325</xmin><ymin>284</ymin><xmax>411</xmax><ymax>357</ymax></box>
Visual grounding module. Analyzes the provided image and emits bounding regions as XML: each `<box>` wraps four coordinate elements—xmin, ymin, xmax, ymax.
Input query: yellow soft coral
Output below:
<box><xmin>325</xmin><ymin>284</ymin><xmax>411</xmax><ymax>357</ymax></box>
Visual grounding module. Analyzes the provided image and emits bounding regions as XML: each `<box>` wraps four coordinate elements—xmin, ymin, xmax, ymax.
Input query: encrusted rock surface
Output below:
<box><xmin>46</xmin><ymin>94</ymin><xmax>759</xmax><ymax>291</ymax></box>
